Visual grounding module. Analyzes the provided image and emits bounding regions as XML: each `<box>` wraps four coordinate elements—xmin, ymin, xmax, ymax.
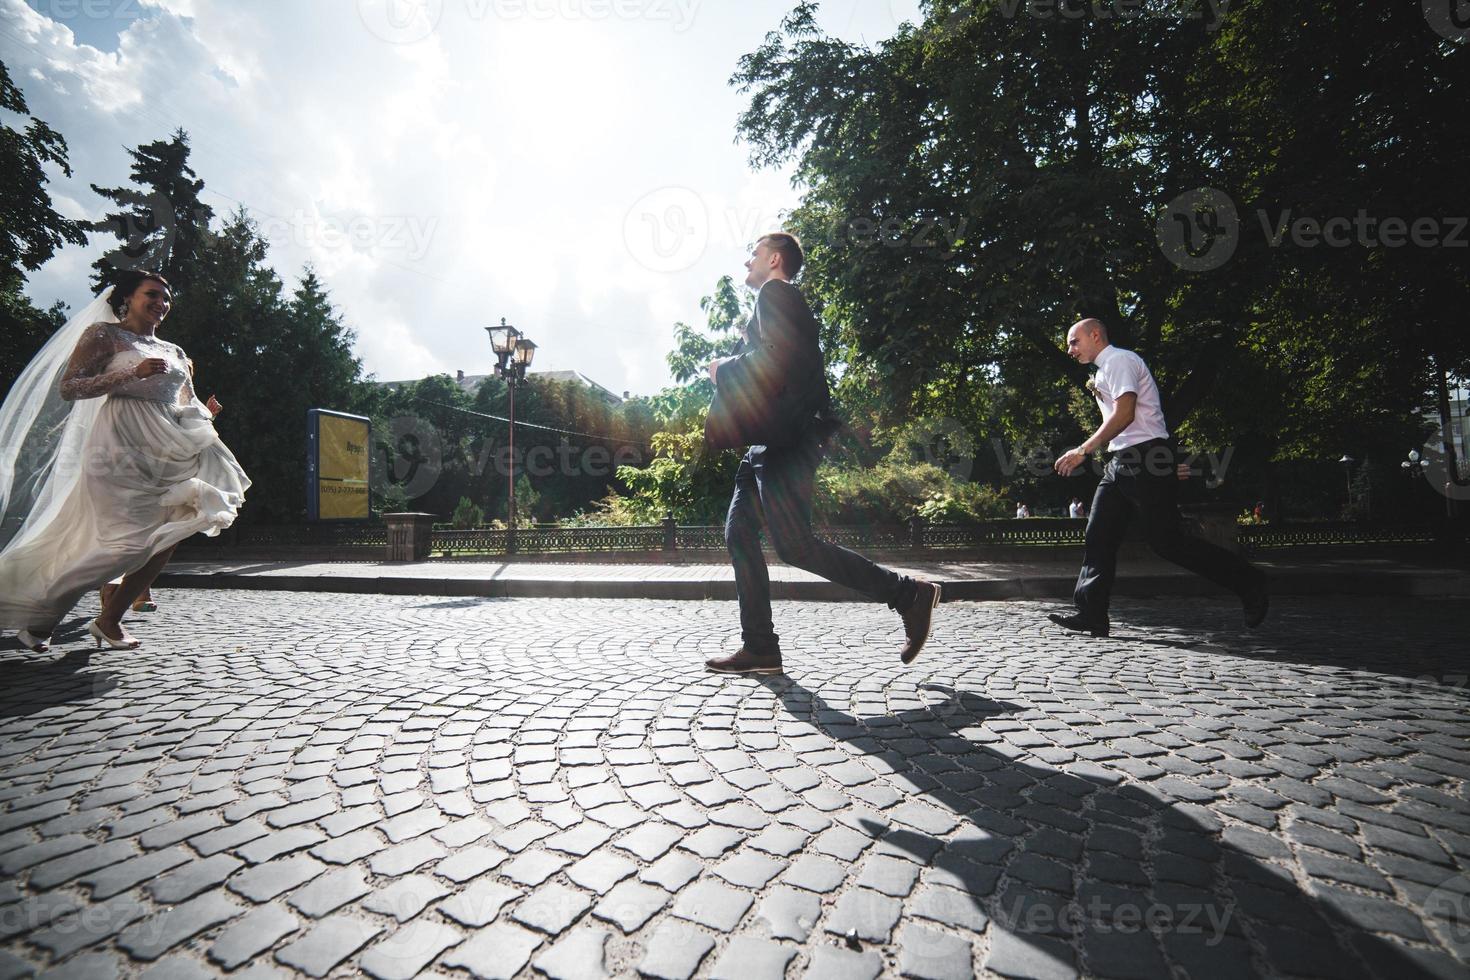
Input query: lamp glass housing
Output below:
<box><xmin>488</xmin><ymin>324</ymin><xmax>520</xmax><ymax>355</ymax></box>
<box><xmin>514</xmin><ymin>338</ymin><xmax>537</xmax><ymax>367</ymax></box>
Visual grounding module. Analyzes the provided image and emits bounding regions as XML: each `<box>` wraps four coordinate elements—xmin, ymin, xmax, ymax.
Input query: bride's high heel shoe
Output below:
<box><xmin>17</xmin><ymin>629</ymin><xmax>50</xmax><ymax>653</ymax></box>
<box><xmin>87</xmin><ymin>620</ymin><xmax>141</xmax><ymax>650</ymax></box>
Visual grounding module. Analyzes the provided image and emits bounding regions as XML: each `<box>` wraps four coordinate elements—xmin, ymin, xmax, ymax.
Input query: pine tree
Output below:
<box><xmin>85</xmin><ymin>128</ymin><xmax>214</xmax><ymax>295</ymax></box>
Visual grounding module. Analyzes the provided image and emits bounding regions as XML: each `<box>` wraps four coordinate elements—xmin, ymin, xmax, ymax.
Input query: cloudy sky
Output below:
<box><xmin>4</xmin><ymin>0</ymin><xmax>920</xmax><ymax>395</ymax></box>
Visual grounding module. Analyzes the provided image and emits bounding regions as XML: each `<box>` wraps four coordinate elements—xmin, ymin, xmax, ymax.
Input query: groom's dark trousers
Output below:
<box><xmin>725</xmin><ymin>428</ymin><xmax>916</xmax><ymax>653</ymax></box>
<box><xmin>1075</xmin><ymin>438</ymin><xmax>1261</xmax><ymax>621</ymax></box>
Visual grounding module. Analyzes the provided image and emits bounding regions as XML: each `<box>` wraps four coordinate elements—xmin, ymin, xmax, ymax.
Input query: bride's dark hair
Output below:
<box><xmin>108</xmin><ymin>270</ymin><xmax>172</xmax><ymax>317</ymax></box>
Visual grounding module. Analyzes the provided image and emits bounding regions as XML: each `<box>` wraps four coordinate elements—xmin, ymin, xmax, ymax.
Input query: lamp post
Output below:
<box><xmin>1402</xmin><ymin>449</ymin><xmax>1430</xmax><ymax>518</ymax></box>
<box><xmin>485</xmin><ymin>317</ymin><xmax>537</xmax><ymax>553</ymax></box>
<box><xmin>1338</xmin><ymin>455</ymin><xmax>1355</xmax><ymax>514</ymax></box>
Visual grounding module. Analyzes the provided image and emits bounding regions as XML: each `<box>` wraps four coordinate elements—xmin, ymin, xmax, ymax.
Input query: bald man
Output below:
<box><xmin>1051</xmin><ymin>319</ymin><xmax>1268</xmax><ymax>636</ymax></box>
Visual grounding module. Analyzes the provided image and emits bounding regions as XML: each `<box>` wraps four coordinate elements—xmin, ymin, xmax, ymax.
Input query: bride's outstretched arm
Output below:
<box><xmin>59</xmin><ymin>324</ymin><xmax>150</xmax><ymax>401</ymax></box>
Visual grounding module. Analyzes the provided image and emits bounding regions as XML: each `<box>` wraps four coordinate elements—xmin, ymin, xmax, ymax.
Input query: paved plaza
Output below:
<box><xmin>1</xmin><ymin>591</ymin><xmax>1468</xmax><ymax>979</ymax></box>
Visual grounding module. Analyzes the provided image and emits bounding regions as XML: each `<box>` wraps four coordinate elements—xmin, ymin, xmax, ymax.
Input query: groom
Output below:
<box><xmin>702</xmin><ymin>233</ymin><xmax>941</xmax><ymax>675</ymax></box>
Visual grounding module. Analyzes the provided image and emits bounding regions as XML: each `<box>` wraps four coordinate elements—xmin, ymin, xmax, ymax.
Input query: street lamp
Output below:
<box><xmin>1338</xmin><ymin>455</ymin><xmax>1355</xmax><ymax>513</ymax></box>
<box><xmin>485</xmin><ymin>317</ymin><xmax>536</xmax><ymax>553</ymax></box>
<box><xmin>1402</xmin><ymin>449</ymin><xmax>1430</xmax><ymax>517</ymax></box>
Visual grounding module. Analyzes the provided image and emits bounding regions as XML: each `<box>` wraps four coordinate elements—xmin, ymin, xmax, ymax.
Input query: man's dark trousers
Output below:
<box><xmin>1075</xmin><ymin>439</ymin><xmax>1262</xmax><ymax>621</ymax></box>
<box><xmin>727</xmin><ymin>429</ymin><xmax>917</xmax><ymax>653</ymax></box>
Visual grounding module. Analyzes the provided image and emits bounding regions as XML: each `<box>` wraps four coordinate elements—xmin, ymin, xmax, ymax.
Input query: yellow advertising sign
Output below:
<box><xmin>311</xmin><ymin>411</ymin><xmax>370</xmax><ymax>520</ymax></box>
<box><xmin>319</xmin><ymin>414</ymin><xmax>370</xmax><ymax>482</ymax></box>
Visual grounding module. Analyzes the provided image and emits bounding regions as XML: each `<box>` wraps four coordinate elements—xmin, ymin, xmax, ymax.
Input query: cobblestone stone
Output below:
<box><xmin>638</xmin><ymin>921</ymin><xmax>715</xmax><ymax>980</ymax></box>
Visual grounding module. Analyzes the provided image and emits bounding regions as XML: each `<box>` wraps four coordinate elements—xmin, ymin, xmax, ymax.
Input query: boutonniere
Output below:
<box><xmin>1085</xmin><ymin>376</ymin><xmax>1099</xmax><ymax>397</ymax></box>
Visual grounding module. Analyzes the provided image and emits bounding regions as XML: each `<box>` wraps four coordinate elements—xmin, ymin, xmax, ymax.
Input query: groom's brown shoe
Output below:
<box><xmin>706</xmin><ymin>648</ymin><xmax>784</xmax><ymax>675</ymax></box>
<box><xmin>899</xmin><ymin>581</ymin><xmax>942</xmax><ymax>665</ymax></box>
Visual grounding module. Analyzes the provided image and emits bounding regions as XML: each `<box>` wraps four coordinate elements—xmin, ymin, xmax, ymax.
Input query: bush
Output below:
<box><xmin>451</xmin><ymin>496</ymin><xmax>484</xmax><ymax>529</ymax></box>
<box><xmin>561</xmin><ymin>494</ymin><xmax>647</xmax><ymax>527</ymax></box>
<box><xmin>815</xmin><ymin>458</ymin><xmax>1007</xmax><ymax>524</ymax></box>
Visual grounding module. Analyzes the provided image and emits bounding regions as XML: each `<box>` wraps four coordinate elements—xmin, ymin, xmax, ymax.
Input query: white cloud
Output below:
<box><xmin>6</xmin><ymin>0</ymin><xmax>918</xmax><ymax>396</ymax></box>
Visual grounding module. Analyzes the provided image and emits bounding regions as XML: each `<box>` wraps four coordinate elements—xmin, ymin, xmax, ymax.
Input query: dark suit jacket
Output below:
<box><xmin>704</xmin><ymin>278</ymin><xmax>830</xmax><ymax>451</ymax></box>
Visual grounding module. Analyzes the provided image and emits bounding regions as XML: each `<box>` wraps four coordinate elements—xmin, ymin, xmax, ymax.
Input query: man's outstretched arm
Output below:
<box><xmin>1054</xmin><ymin>392</ymin><xmax>1137</xmax><ymax>476</ymax></box>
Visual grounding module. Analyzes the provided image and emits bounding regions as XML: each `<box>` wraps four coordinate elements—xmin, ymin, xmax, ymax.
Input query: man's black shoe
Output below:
<box><xmin>1243</xmin><ymin>584</ymin><xmax>1269</xmax><ymax>629</ymax></box>
<box><xmin>899</xmin><ymin>581</ymin><xmax>942</xmax><ymax>665</ymax></box>
<box><xmin>1047</xmin><ymin>612</ymin><xmax>1110</xmax><ymax>638</ymax></box>
<box><xmin>706</xmin><ymin>648</ymin><xmax>784</xmax><ymax>675</ymax></box>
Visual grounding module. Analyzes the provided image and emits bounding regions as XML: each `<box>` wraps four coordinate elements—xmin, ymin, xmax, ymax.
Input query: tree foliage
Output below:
<box><xmin>0</xmin><ymin>59</ymin><xmax>85</xmax><ymax>392</ymax></box>
<box><xmin>731</xmin><ymin>1</ymin><xmax>1469</xmax><ymax>514</ymax></box>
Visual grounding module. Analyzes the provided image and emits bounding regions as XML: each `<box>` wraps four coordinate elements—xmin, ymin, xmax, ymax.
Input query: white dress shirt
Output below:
<box><xmin>1092</xmin><ymin>345</ymin><xmax>1170</xmax><ymax>451</ymax></box>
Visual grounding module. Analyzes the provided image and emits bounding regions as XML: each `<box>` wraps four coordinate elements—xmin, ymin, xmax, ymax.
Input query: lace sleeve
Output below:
<box><xmin>58</xmin><ymin>324</ymin><xmax>134</xmax><ymax>401</ymax></box>
<box><xmin>174</xmin><ymin>343</ymin><xmax>204</xmax><ymax>410</ymax></box>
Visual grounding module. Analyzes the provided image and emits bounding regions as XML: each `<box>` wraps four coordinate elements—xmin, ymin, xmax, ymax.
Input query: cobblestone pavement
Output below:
<box><xmin>2</xmin><ymin>592</ymin><xmax>1468</xmax><ymax>980</ymax></box>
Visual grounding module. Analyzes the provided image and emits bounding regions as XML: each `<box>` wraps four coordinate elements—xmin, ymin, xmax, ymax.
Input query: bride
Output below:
<box><xmin>0</xmin><ymin>270</ymin><xmax>250</xmax><ymax>651</ymax></box>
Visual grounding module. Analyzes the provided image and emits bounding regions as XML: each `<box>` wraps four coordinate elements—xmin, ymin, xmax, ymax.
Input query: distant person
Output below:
<box><xmin>1015</xmin><ymin>502</ymin><xmax>1031</xmax><ymax>519</ymax></box>
<box><xmin>1050</xmin><ymin>318</ymin><xmax>1267</xmax><ymax>637</ymax></box>
<box><xmin>1068</xmin><ymin>497</ymin><xmax>1085</xmax><ymax>519</ymax></box>
<box><xmin>0</xmin><ymin>272</ymin><xmax>249</xmax><ymax>652</ymax></box>
<box><xmin>702</xmin><ymin>233</ymin><xmax>941</xmax><ymax>674</ymax></box>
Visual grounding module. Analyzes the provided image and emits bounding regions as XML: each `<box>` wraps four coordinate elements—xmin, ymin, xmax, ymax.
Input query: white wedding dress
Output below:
<box><xmin>0</xmin><ymin>318</ymin><xmax>249</xmax><ymax>633</ymax></box>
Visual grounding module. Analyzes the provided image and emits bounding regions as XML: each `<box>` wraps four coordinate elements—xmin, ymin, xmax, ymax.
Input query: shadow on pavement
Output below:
<box><xmin>758</xmin><ymin>675</ymin><xmax>1460</xmax><ymax>979</ymax></box>
<box><xmin>1</xmin><ymin>620</ymin><xmax>118</xmax><ymax>720</ymax></box>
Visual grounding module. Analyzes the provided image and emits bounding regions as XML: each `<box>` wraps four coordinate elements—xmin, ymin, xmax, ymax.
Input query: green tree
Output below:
<box><xmin>732</xmin><ymin>2</ymin><xmax>1470</xmax><ymax>515</ymax></box>
<box><xmin>85</xmin><ymin>129</ymin><xmax>214</xmax><ymax>295</ymax></box>
<box><xmin>0</xmin><ymin>59</ymin><xmax>85</xmax><ymax>390</ymax></box>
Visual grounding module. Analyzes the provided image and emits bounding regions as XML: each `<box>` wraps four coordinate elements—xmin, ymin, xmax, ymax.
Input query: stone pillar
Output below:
<box><xmin>663</xmin><ymin>513</ymin><xmax>678</xmax><ymax>552</ymax></box>
<box><xmin>384</xmin><ymin>513</ymin><xmax>435</xmax><ymax>562</ymax></box>
<box><xmin>909</xmin><ymin>515</ymin><xmax>927</xmax><ymax>550</ymax></box>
